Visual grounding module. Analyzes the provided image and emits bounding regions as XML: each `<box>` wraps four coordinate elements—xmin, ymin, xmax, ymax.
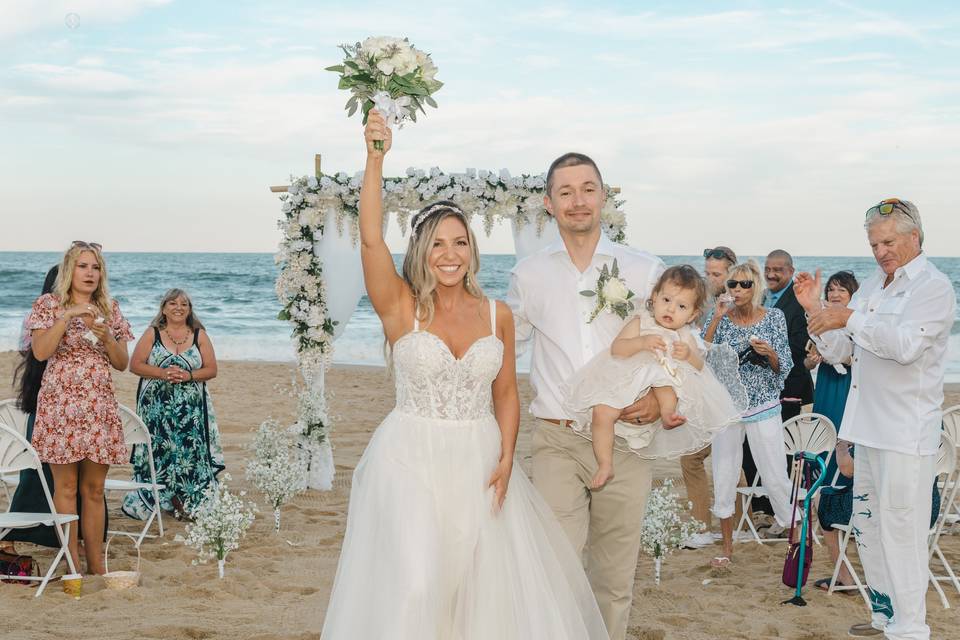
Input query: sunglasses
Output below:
<box><xmin>865</xmin><ymin>198</ymin><xmax>917</xmax><ymax>224</ymax></box>
<box><xmin>72</xmin><ymin>240</ymin><xmax>102</xmax><ymax>252</ymax></box>
<box><xmin>726</xmin><ymin>279</ymin><xmax>754</xmax><ymax>290</ymax></box>
<box><xmin>703</xmin><ymin>248</ymin><xmax>735</xmax><ymax>263</ymax></box>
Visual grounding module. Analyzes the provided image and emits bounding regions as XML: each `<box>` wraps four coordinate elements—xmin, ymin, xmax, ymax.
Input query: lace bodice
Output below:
<box><xmin>392</xmin><ymin>300</ymin><xmax>504</xmax><ymax>420</ymax></box>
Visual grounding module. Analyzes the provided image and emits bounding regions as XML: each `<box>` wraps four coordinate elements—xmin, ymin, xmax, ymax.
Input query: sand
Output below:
<box><xmin>0</xmin><ymin>350</ymin><xmax>957</xmax><ymax>640</ymax></box>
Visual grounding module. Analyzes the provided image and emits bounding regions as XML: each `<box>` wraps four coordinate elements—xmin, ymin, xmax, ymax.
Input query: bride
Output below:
<box><xmin>320</xmin><ymin>112</ymin><xmax>608</xmax><ymax>639</ymax></box>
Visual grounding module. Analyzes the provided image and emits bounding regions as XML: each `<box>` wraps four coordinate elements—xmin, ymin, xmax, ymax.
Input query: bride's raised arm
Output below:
<box><xmin>360</xmin><ymin>110</ymin><xmax>408</xmax><ymax>332</ymax></box>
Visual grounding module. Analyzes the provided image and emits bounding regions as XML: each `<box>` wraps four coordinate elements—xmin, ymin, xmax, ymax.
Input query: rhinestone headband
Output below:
<box><xmin>410</xmin><ymin>203</ymin><xmax>465</xmax><ymax>240</ymax></box>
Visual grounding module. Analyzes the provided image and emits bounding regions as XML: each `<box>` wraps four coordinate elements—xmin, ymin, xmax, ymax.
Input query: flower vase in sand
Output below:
<box><xmin>641</xmin><ymin>479</ymin><xmax>705</xmax><ymax>585</ymax></box>
<box><xmin>180</xmin><ymin>474</ymin><xmax>257</xmax><ymax>579</ymax></box>
<box><xmin>246</xmin><ymin>420</ymin><xmax>308</xmax><ymax>532</ymax></box>
<box><xmin>327</xmin><ymin>36</ymin><xmax>443</xmax><ymax>151</ymax></box>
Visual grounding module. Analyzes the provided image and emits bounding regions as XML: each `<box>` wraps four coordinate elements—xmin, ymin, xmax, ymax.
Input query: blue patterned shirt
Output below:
<box><xmin>702</xmin><ymin>307</ymin><xmax>792</xmax><ymax>421</ymax></box>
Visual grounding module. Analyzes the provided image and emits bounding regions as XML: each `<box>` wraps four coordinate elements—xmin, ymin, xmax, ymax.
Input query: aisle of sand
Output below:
<box><xmin>0</xmin><ymin>351</ymin><xmax>957</xmax><ymax>640</ymax></box>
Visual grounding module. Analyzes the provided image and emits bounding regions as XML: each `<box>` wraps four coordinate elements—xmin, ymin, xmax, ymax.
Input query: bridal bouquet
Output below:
<box><xmin>327</xmin><ymin>36</ymin><xmax>443</xmax><ymax>150</ymax></box>
<box><xmin>580</xmin><ymin>258</ymin><xmax>636</xmax><ymax>323</ymax></box>
<box><xmin>640</xmin><ymin>479</ymin><xmax>705</xmax><ymax>585</ymax></box>
<box><xmin>246</xmin><ymin>419</ymin><xmax>308</xmax><ymax>532</ymax></box>
<box><xmin>181</xmin><ymin>474</ymin><xmax>257</xmax><ymax>579</ymax></box>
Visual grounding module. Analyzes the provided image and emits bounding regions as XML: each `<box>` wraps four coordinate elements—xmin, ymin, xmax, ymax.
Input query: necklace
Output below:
<box><xmin>165</xmin><ymin>328</ymin><xmax>190</xmax><ymax>347</ymax></box>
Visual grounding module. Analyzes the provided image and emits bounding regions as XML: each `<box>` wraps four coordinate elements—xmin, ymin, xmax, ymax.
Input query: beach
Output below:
<box><xmin>0</xmin><ymin>350</ymin><xmax>958</xmax><ymax>640</ymax></box>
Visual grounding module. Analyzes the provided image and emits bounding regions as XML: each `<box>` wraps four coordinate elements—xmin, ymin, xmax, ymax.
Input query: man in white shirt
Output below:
<box><xmin>795</xmin><ymin>199</ymin><xmax>955</xmax><ymax>640</ymax></box>
<box><xmin>507</xmin><ymin>153</ymin><xmax>664</xmax><ymax>640</ymax></box>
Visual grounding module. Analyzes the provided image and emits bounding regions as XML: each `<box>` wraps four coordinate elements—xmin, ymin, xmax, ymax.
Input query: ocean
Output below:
<box><xmin>3</xmin><ymin>252</ymin><xmax>960</xmax><ymax>381</ymax></box>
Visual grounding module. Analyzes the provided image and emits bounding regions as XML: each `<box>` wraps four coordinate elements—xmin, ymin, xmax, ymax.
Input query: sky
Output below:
<box><xmin>1</xmin><ymin>0</ymin><xmax>959</xmax><ymax>256</ymax></box>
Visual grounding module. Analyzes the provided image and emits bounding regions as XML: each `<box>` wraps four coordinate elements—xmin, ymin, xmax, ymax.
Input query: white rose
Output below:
<box><xmin>601</xmin><ymin>278</ymin><xmax>629</xmax><ymax>304</ymax></box>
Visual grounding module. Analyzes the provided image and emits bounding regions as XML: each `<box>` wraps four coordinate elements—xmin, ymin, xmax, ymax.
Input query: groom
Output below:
<box><xmin>507</xmin><ymin>153</ymin><xmax>666</xmax><ymax>640</ymax></box>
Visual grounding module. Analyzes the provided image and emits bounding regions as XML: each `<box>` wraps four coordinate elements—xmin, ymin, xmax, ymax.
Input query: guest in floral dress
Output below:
<box><xmin>702</xmin><ymin>260</ymin><xmax>795</xmax><ymax>568</ymax></box>
<box><xmin>123</xmin><ymin>289</ymin><xmax>224</xmax><ymax>519</ymax></box>
<box><xmin>28</xmin><ymin>242</ymin><xmax>133</xmax><ymax>574</ymax></box>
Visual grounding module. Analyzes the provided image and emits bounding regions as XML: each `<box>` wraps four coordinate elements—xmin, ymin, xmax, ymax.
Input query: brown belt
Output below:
<box><xmin>539</xmin><ymin>418</ymin><xmax>573</xmax><ymax>428</ymax></box>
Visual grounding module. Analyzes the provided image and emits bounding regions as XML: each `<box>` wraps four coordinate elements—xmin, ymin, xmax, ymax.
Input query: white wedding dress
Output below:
<box><xmin>321</xmin><ymin>300</ymin><xmax>608</xmax><ymax>640</ymax></box>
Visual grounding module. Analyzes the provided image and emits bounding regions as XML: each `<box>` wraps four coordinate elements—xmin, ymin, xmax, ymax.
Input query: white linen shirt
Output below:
<box><xmin>507</xmin><ymin>234</ymin><xmax>665</xmax><ymax>420</ymax></box>
<box><xmin>812</xmin><ymin>254</ymin><xmax>956</xmax><ymax>456</ymax></box>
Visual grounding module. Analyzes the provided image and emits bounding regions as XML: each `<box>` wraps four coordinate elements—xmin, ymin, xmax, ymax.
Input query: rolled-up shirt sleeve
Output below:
<box><xmin>846</xmin><ymin>278</ymin><xmax>955</xmax><ymax>366</ymax></box>
<box><xmin>506</xmin><ymin>269</ymin><xmax>533</xmax><ymax>357</ymax></box>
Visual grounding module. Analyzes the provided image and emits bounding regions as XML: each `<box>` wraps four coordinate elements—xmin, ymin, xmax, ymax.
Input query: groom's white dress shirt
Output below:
<box><xmin>507</xmin><ymin>234</ymin><xmax>665</xmax><ymax>420</ymax></box>
<box><xmin>812</xmin><ymin>253</ymin><xmax>955</xmax><ymax>456</ymax></box>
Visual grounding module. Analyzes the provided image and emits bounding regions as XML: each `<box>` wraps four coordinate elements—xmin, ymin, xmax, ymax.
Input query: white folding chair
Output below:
<box><xmin>928</xmin><ymin>432</ymin><xmax>959</xmax><ymax>608</ymax></box>
<box><xmin>0</xmin><ymin>400</ymin><xmax>31</xmax><ymax>505</ymax></box>
<box><xmin>940</xmin><ymin>406</ymin><xmax>960</xmax><ymax>528</ymax></box>
<box><xmin>103</xmin><ymin>404</ymin><xmax>165</xmax><ymax>547</ymax></box>
<box><xmin>735</xmin><ymin>412</ymin><xmax>837</xmax><ymax>544</ymax></box>
<box><xmin>0</xmin><ymin>422</ymin><xmax>78</xmax><ymax>596</ymax></box>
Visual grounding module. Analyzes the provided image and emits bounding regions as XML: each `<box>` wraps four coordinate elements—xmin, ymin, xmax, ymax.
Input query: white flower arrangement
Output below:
<box><xmin>181</xmin><ymin>473</ymin><xmax>257</xmax><ymax>579</ymax></box>
<box><xmin>640</xmin><ymin>479</ymin><xmax>705</xmax><ymax>585</ymax></box>
<box><xmin>245</xmin><ymin>419</ymin><xmax>308</xmax><ymax>532</ymax></box>
<box><xmin>327</xmin><ymin>36</ymin><xmax>443</xmax><ymax>150</ymax></box>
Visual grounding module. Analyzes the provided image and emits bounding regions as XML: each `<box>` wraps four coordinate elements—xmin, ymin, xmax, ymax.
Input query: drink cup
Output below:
<box><xmin>61</xmin><ymin>573</ymin><xmax>82</xmax><ymax>598</ymax></box>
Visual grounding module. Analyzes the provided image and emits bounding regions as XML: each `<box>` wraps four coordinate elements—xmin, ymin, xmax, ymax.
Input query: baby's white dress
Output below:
<box><xmin>562</xmin><ymin>309</ymin><xmax>747</xmax><ymax>459</ymax></box>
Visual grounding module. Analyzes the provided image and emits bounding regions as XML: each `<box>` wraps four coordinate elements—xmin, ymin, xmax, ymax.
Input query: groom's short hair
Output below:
<box><xmin>545</xmin><ymin>152</ymin><xmax>604</xmax><ymax>196</ymax></box>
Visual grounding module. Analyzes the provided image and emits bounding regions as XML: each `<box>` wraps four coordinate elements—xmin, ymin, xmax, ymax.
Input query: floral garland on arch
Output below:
<box><xmin>276</xmin><ymin>168</ymin><xmax>628</xmax><ymax>357</ymax></box>
<box><xmin>275</xmin><ymin>168</ymin><xmax>629</xmax><ymax>448</ymax></box>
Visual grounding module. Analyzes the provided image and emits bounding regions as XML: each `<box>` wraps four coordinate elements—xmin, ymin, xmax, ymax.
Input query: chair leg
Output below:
<box><xmin>828</xmin><ymin>527</ymin><xmax>850</xmax><ymax>593</ymax></box>
<box><xmin>930</xmin><ymin>566</ymin><xmax>951</xmax><ymax>609</ymax></box>
<box><xmin>735</xmin><ymin>493</ymin><xmax>762</xmax><ymax>544</ymax></box>
<box><xmin>933</xmin><ymin>545</ymin><xmax>960</xmax><ymax>594</ymax></box>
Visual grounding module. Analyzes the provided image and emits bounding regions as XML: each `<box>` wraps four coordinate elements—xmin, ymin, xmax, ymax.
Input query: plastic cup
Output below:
<box><xmin>61</xmin><ymin>573</ymin><xmax>82</xmax><ymax>598</ymax></box>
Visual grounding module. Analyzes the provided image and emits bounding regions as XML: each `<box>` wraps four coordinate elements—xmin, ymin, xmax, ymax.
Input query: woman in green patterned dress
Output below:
<box><xmin>122</xmin><ymin>289</ymin><xmax>225</xmax><ymax>519</ymax></box>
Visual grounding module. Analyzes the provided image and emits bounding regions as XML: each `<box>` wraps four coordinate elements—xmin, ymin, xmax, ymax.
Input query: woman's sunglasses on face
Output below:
<box><xmin>726</xmin><ymin>279</ymin><xmax>754</xmax><ymax>290</ymax></box>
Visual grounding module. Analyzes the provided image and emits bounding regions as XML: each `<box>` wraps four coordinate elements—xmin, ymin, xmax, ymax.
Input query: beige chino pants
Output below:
<box><xmin>532</xmin><ymin>420</ymin><xmax>652</xmax><ymax>640</ymax></box>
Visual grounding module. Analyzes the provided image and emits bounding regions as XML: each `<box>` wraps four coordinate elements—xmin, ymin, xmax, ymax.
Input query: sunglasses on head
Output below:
<box><xmin>726</xmin><ymin>279</ymin><xmax>754</xmax><ymax>290</ymax></box>
<box><xmin>866</xmin><ymin>198</ymin><xmax>918</xmax><ymax>224</ymax></box>
<box><xmin>703</xmin><ymin>248</ymin><xmax>735</xmax><ymax>263</ymax></box>
<box><xmin>72</xmin><ymin>240</ymin><xmax>102</xmax><ymax>252</ymax></box>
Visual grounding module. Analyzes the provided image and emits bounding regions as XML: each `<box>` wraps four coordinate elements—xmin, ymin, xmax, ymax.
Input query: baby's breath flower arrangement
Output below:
<box><xmin>246</xmin><ymin>420</ymin><xmax>308</xmax><ymax>532</ymax></box>
<box><xmin>640</xmin><ymin>479</ymin><xmax>705</xmax><ymax>585</ymax></box>
<box><xmin>181</xmin><ymin>474</ymin><xmax>257</xmax><ymax>579</ymax></box>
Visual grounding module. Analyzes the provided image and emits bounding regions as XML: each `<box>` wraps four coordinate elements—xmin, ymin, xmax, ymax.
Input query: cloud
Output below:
<box><xmin>13</xmin><ymin>62</ymin><xmax>141</xmax><ymax>92</ymax></box>
<box><xmin>0</xmin><ymin>0</ymin><xmax>171</xmax><ymax>41</ymax></box>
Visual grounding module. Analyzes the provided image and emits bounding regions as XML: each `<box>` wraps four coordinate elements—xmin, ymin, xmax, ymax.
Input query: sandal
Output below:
<box><xmin>710</xmin><ymin>556</ymin><xmax>731</xmax><ymax>569</ymax></box>
<box><xmin>815</xmin><ymin>577</ymin><xmax>856</xmax><ymax>594</ymax></box>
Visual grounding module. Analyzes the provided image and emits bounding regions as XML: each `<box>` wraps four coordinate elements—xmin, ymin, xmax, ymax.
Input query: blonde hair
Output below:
<box><xmin>729</xmin><ymin>260</ymin><xmax>766</xmax><ymax>308</ymax></box>
<box><xmin>401</xmin><ymin>200</ymin><xmax>483</xmax><ymax>327</ymax></box>
<box><xmin>54</xmin><ymin>244</ymin><xmax>113</xmax><ymax>320</ymax></box>
<box><xmin>149</xmin><ymin>288</ymin><xmax>205</xmax><ymax>331</ymax></box>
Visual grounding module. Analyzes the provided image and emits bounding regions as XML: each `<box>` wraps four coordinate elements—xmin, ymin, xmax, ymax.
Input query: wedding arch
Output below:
<box><xmin>270</xmin><ymin>155</ymin><xmax>629</xmax><ymax>490</ymax></box>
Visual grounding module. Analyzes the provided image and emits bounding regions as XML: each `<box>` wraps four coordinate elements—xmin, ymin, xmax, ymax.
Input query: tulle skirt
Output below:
<box><xmin>320</xmin><ymin>409</ymin><xmax>608</xmax><ymax>640</ymax></box>
<box><xmin>562</xmin><ymin>348</ymin><xmax>747</xmax><ymax>460</ymax></box>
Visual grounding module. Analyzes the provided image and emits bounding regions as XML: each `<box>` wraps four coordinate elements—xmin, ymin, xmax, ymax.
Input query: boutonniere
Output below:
<box><xmin>580</xmin><ymin>258</ymin><xmax>636</xmax><ymax>323</ymax></box>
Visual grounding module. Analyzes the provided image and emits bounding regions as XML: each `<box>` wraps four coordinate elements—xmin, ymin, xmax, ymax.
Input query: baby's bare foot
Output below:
<box><xmin>662</xmin><ymin>413</ymin><xmax>686</xmax><ymax>429</ymax></box>
<box><xmin>591</xmin><ymin>466</ymin><xmax>615</xmax><ymax>490</ymax></box>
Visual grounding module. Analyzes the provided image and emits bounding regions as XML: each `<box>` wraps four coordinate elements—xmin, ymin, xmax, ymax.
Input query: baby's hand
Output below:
<box><xmin>639</xmin><ymin>335</ymin><xmax>667</xmax><ymax>354</ymax></box>
<box><xmin>671</xmin><ymin>341</ymin><xmax>691</xmax><ymax>362</ymax></box>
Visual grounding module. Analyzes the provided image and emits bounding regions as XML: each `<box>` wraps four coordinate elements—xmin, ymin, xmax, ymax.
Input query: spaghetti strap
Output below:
<box><xmin>413</xmin><ymin>305</ymin><xmax>420</xmax><ymax>332</ymax></box>
<box><xmin>153</xmin><ymin>326</ymin><xmax>161</xmax><ymax>345</ymax></box>
<box><xmin>488</xmin><ymin>298</ymin><xmax>496</xmax><ymax>334</ymax></box>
